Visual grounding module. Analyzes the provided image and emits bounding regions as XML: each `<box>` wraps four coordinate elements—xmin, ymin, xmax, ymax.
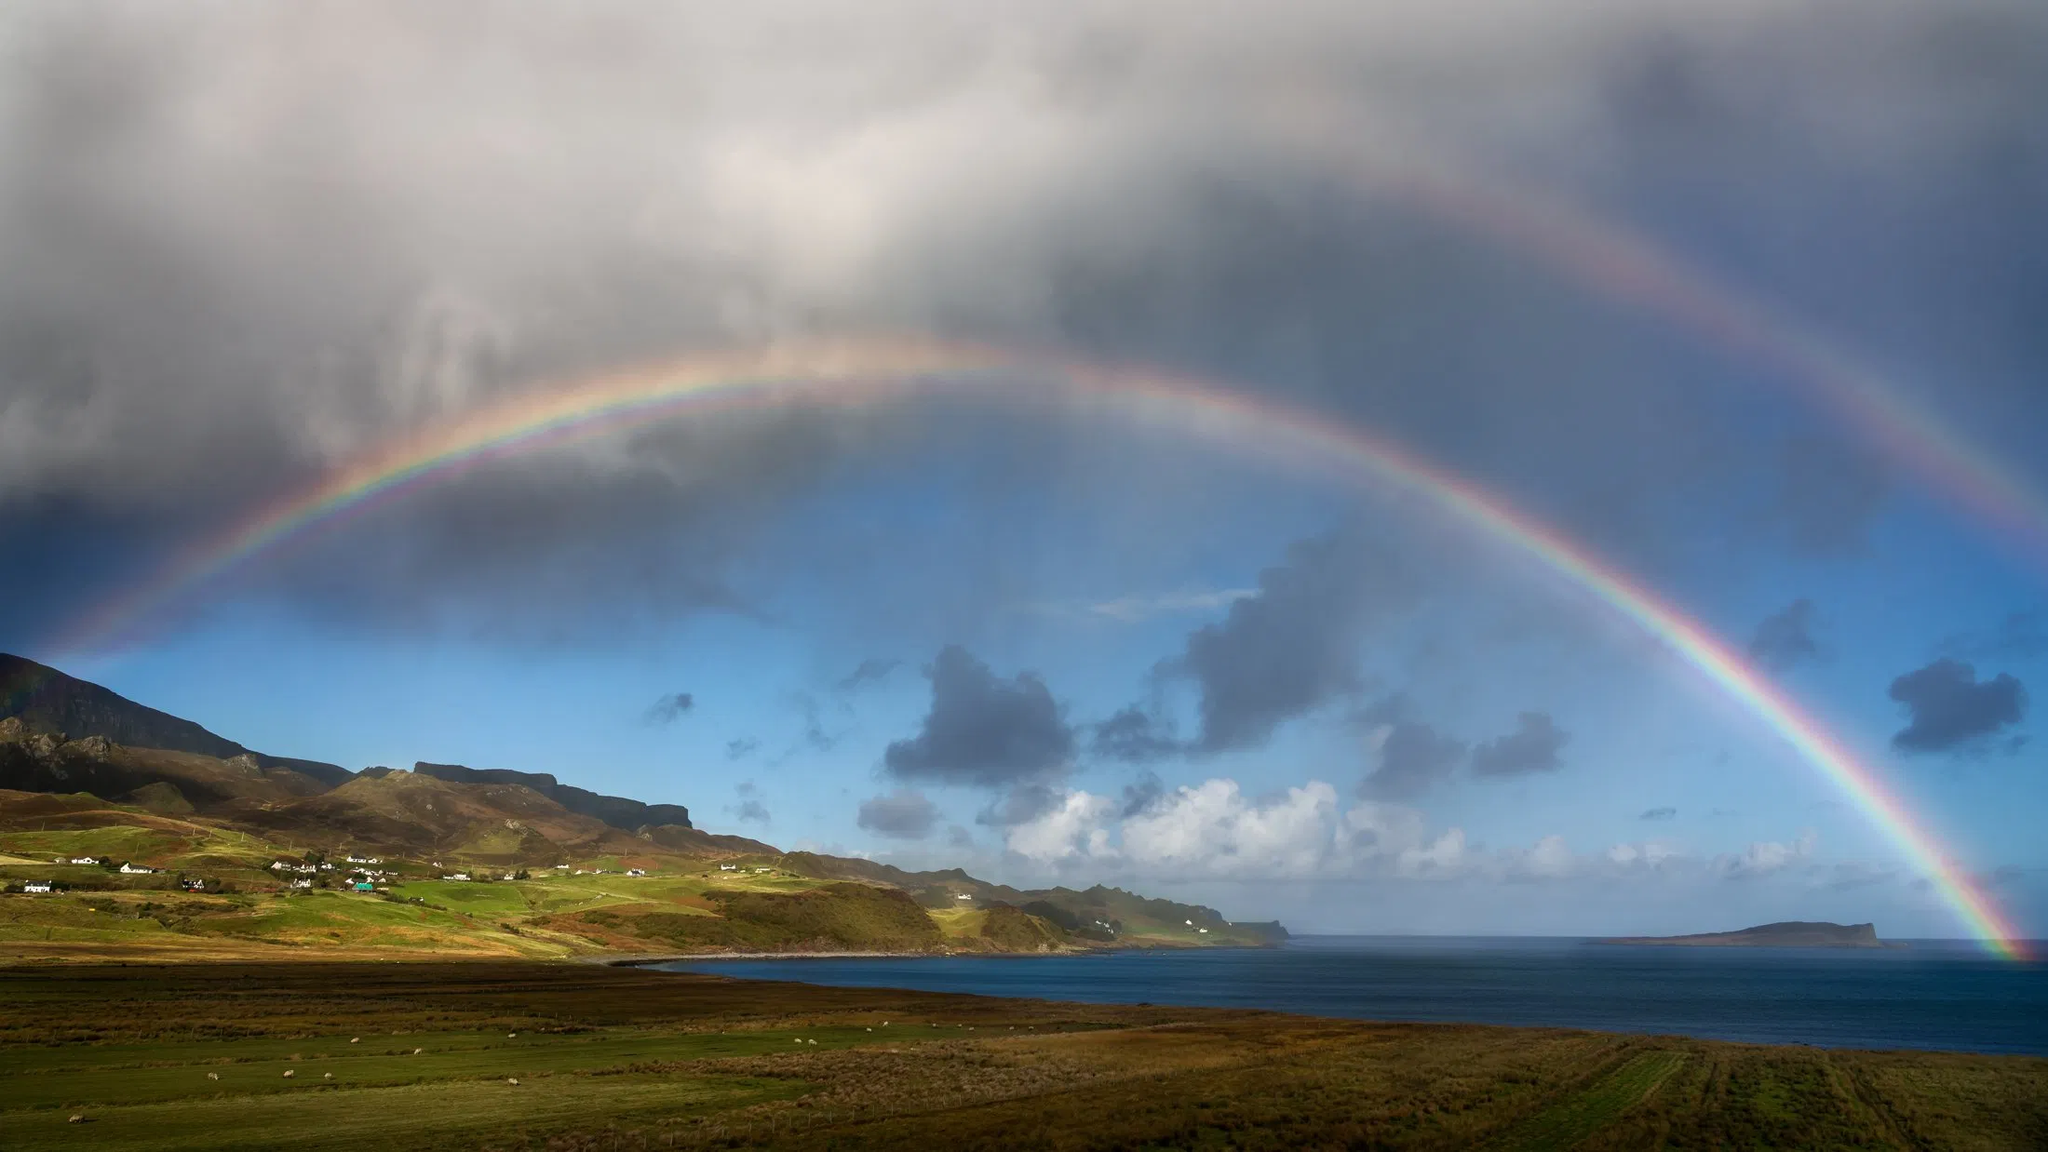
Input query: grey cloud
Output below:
<box><xmin>975</xmin><ymin>784</ymin><xmax>1063</xmax><ymax>828</ymax></box>
<box><xmin>1470</xmin><ymin>712</ymin><xmax>1570</xmax><ymax>777</ymax></box>
<box><xmin>946</xmin><ymin>824</ymin><xmax>976</xmax><ymax>849</ymax></box>
<box><xmin>1156</xmin><ymin>530</ymin><xmax>1407</xmax><ymax>755</ymax></box>
<box><xmin>884</xmin><ymin>646</ymin><xmax>1074</xmax><ymax>786</ymax></box>
<box><xmin>1747</xmin><ymin>598</ymin><xmax>1819</xmax><ymax>672</ymax></box>
<box><xmin>733</xmin><ymin>799</ymin><xmax>771</xmax><ymax>824</ymax></box>
<box><xmin>837</xmin><ymin>658</ymin><xmax>902</xmax><ymax>693</ymax></box>
<box><xmin>1638</xmin><ymin>806</ymin><xmax>1677</xmax><ymax>821</ymax></box>
<box><xmin>1361</xmin><ymin>721</ymin><xmax>1468</xmax><ymax>801</ymax></box>
<box><xmin>1118</xmin><ymin>772</ymin><xmax>1167</xmax><ymax>818</ymax></box>
<box><xmin>725</xmin><ymin>738</ymin><xmax>760</xmax><ymax>761</ymax></box>
<box><xmin>857</xmin><ymin>789</ymin><xmax>940</xmax><ymax>840</ymax></box>
<box><xmin>1942</xmin><ymin>611</ymin><xmax>2048</xmax><ymax>661</ymax></box>
<box><xmin>644</xmin><ymin>692</ymin><xmax>695</xmax><ymax>724</ymax></box>
<box><xmin>1091</xmin><ymin>706</ymin><xmax>1185</xmax><ymax>763</ymax></box>
<box><xmin>1888</xmin><ymin>658</ymin><xmax>2027</xmax><ymax>754</ymax></box>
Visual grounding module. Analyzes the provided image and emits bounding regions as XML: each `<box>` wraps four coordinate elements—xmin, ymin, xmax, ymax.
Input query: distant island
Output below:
<box><xmin>1598</xmin><ymin>921</ymin><xmax>1888</xmax><ymax>948</ymax></box>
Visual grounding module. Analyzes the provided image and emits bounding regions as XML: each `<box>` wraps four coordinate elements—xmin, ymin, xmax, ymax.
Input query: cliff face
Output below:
<box><xmin>414</xmin><ymin>761</ymin><xmax>691</xmax><ymax>831</ymax></box>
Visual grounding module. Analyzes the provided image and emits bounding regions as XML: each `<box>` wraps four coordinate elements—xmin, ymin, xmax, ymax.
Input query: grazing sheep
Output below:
<box><xmin>865</xmin><ymin>1027</ymin><xmax>872</xmax><ymax>1032</ymax></box>
<box><xmin>507</xmin><ymin>1078</ymin><xmax>519</xmax><ymax>1086</ymax></box>
<box><xmin>413</xmin><ymin>1048</ymin><xmax>423</xmax><ymax>1055</ymax></box>
<box><xmin>807</xmin><ymin>1039</ymin><xmax>817</xmax><ymax>1046</ymax></box>
<box><xmin>68</xmin><ymin>1115</ymin><xmax>85</xmax><ymax>1124</ymax></box>
<box><xmin>507</xmin><ymin>1032</ymin><xmax>517</xmax><ymax>1038</ymax></box>
<box><xmin>207</xmin><ymin>1072</ymin><xmax>219</xmax><ymax>1081</ymax></box>
<box><xmin>350</xmin><ymin>1037</ymin><xmax>359</xmax><ymax>1043</ymax></box>
<box><xmin>323</xmin><ymin>1073</ymin><xmax>333</xmax><ymax>1080</ymax></box>
<box><xmin>793</xmin><ymin>1038</ymin><xmax>802</xmax><ymax>1045</ymax></box>
<box><xmin>282</xmin><ymin>1070</ymin><xmax>294</xmax><ymax>1079</ymax></box>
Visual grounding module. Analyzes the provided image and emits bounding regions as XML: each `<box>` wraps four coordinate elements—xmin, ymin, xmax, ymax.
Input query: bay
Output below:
<box><xmin>658</xmin><ymin>934</ymin><xmax>2048</xmax><ymax>1055</ymax></box>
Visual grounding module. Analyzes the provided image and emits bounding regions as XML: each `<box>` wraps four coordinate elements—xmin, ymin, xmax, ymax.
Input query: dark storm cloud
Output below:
<box><xmin>1887</xmin><ymin>658</ymin><xmax>2027</xmax><ymax>754</ymax></box>
<box><xmin>1748</xmin><ymin>598</ymin><xmax>1820</xmax><ymax>671</ymax></box>
<box><xmin>1360</xmin><ymin>720</ymin><xmax>1469</xmax><ymax>801</ymax></box>
<box><xmin>1470</xmin><ymin>712</ymin><xmax>1570</xmax><ymax>777</ymax></box>
<box><xmin>644</xmin><ymin>692</ymin><xmax>694</xmax><ymax>724</ymax></box>
<box><xmin>5</xmin><ymin>1</ymin><xmax>2046</xmax><ymax>652</ymax></box>
<box><xmin>884</xmin><ymin>646</ymin><xmax>1075</xmax><ymax>786</ymax></box>
<box><xmin>857</xmin><ymin>789</ymin><xmax>940</xmax><ymax>840</ymax></box>
<box><xmin>1639</xmin><ymin>806</ymin><xmax>1677</xmax><ymax>820</ymax></box>
<box><xmin>1153</xmin><ymin>530</ymin><xmax>1408</xmax><ymax>755</ymax></box>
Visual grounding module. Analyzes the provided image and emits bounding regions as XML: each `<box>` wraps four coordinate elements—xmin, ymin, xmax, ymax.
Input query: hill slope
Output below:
<box><xmin>0</xmin><ymin>653</ymin><xmax>349</xmax><ymax>784</ymax></box>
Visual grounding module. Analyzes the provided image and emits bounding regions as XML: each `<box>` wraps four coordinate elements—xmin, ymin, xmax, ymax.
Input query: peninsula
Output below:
<box><xmin>1599</xmin><ymin>921</ymin><xmax>1887</xmax><ymax>948</ymax></box>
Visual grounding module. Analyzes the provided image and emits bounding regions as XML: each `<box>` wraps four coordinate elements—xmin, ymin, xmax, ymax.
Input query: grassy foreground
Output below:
<box><xmin>1</xmin><ymin>962</ymin><xmax>2042</xmax><ymax>1150</ymax></box>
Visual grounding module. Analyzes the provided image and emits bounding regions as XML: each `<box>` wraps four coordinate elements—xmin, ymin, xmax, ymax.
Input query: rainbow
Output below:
<box><xmin>1323</xmin><ymin>140</ymin><xmax>2048</xmax><ymax>576</ymax></box>
<box><xmin>48</xmin><ymin>337</ymin><xmax>2030</xmax><ymax>957</ymax></box>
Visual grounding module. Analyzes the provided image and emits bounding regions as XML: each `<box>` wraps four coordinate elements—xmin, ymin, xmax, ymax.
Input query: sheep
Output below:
<box><xmin>350</xmin><ymin>1037</ymin><xmax>359</xmax><ymax>1043</ymax></box>
<box><xmin>282</xmin><ymin>1070</ymin><xmax>295</xmax><ymax>1079</ymax></box>
<box><xmin>207</xmin><ymin>1072</ymin><xmax>219</xmax><ymax>1081</ymax></box>
<box><xmin>323</xmin><ymin>1073</ymin><xmax>333</xmax><ymax>1080</ymax></box>
<box><xmin>793</xmin><ymin>1038</ymin><xmax>803</xmax><ymax>1045</ymax></box>
<box><xmin>807</xmin><ymin>1039</ymin><xmax>817</xmax><ymax>1046</ymax></box>
<box><xmin>413</xmin><ymin>1048</ymin><xmax>423</xmax><ymax>1055</ymax></box>
<box><xmin>507</xmin><ymin>1032</ymin><xmax>518</xmax><ymax>1038</ymax></box>
<box><xmin>68</xmin><ymin>1115</ymin><xmax>85</xmax><ymax>1124</ymax></box>
<box><xmin>506</xmin><ymin>1078</ymin><xmax>520</xmax><ymax>1086</ymax></box>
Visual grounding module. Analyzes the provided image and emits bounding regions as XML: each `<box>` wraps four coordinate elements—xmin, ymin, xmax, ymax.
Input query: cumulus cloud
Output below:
<box><xmin>1887</xmin><ymin>658</ymin><xmax>2027</xmax><ymax>754</ymax></box>
<box><xmin>1714</xmin><ymin>830</ymin><xmax>1817</xmax><ymax>878</ymax></box>
<box><xmin>644</xmin><ymin>691</ymin><xmax>695</xmax><ymax>724</ymax></box>
<box><xmin>1747</xmin><ymin>598</ymin><xmax>1820</xmax><ymax>671</ymax></box>
<box><xmin>884</xmin><ymin>645</ymin><xmax>1075</xmax><ymax>786</ymax></box>
<box><xmin>856</xmin><ymin>789</ymin><xmax>940</xmax><ymax>840</ymax></box>
<box><xmin>1469</xmin><ymin>712</ymin><xmax>1570</xmax><ymax>777</ymax></box>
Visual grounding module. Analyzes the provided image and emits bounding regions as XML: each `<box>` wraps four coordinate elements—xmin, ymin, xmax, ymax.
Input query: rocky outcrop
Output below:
<box><xmin>414</xmin><ymin>762</ymin><xmax>691</xmax><ymax>831</ymax></box>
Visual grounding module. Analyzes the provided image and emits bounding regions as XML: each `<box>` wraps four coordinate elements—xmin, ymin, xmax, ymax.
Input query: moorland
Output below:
<box><xmin>3</xmin><ymin>960</ymin><xmax>2045</xmax><ymax>1151</ymax></box>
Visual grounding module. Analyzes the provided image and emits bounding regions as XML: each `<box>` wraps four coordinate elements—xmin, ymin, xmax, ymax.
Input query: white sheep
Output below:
<box><xmin>323</xmin><ymin>1072</ymin><xmax>333</xmax><ymax>1080</ymax></box>
<box><xmin>807</xmin><ymin>1039</ymin><xmax>817</xmax><ymax>1046</ymax></box>
<box><xmin>507</xmin><ymin>1078</ymin><xmax>520</xmax><ymax>1086</ymax></box>
<box><xmin>350</xmin><ymin>1037</ymin><xmax>359</xmax><ymax>1043</ymax></box>
<box><xmin>282</xmin><ymin>1070</ymin><xmax>294</xmax><ymax>1079</ymax></box>
<box><xmin>413</xmin><ymin>1048</ymin><xmax>423</xmax><ymax>1055</ymax></box>
<box><xmin>207</xmin><ymin>1072</ymin><xmax>219</xmax><ymax>1081</ymax></box>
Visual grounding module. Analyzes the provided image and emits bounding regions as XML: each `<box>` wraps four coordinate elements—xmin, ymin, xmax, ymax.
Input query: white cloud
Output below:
<box><xmin>1714</xmin><ymin>829</ymin><xmax>1819</xmax><ymax>877</ymax></box>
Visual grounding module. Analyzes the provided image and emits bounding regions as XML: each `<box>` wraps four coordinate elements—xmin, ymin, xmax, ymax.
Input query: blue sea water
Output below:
<box><xmin>658</xmin><ymin>935</ymin><xmax>2048</xmax><ymax>1055</ymax></box>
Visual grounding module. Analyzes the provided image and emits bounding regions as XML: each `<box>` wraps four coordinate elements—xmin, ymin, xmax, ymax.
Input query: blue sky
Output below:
<box><xmin>2</xmin><ymin>0</ymin><xmax>2044</xmax><ymax>941</ymax></box>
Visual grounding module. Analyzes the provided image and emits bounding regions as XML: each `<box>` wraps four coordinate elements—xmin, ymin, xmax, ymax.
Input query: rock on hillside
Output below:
<box><xmin>413</xmin><ymin>762</ymin><xmax>691</xmax><ymax>831</ymax></box>
<box><xmin>0</xmin><ymin>653</ymin><xmax>350</xmax><ymax>785</ymax></box>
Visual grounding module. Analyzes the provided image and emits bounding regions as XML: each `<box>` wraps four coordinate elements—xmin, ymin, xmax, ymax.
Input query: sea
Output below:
<box><xmin>657</xmin><ymin>935</ymin><xmax>2048</xmax><ymax>1056</ymax></box>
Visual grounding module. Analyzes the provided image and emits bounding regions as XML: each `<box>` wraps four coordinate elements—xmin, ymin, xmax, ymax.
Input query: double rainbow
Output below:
<box><xmin>48</xmin><ymin>337</ymin><xmax>2030</xmax><ymax>957</ymax></box>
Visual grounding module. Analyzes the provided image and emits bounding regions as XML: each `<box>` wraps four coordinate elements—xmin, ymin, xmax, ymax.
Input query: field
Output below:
<box><xmin>1</xmin><ymin>962</ymin><xmax>2042</xmax><ymax>1150</ymax></box>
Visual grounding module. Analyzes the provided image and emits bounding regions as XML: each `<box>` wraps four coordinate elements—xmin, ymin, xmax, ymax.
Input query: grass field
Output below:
<box><xmin>0</xmin><ymin>961</ymin><xmax>2041</xmax><ymax>1150</ymax></box>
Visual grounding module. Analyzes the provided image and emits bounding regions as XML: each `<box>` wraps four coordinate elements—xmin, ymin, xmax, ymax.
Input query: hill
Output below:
<box><xmin>0</xmin><ymin>658</ymin><xmax>1283</xmax><ymax>962</ymax></box>
<box><xmin>1599</xmin><ymin>921</ymin><xmax>1886</xmax><ymax>948</ymax></box>
<box><xmin>0</xmin><ymin>654</ymin><xmax>348</xmax><ymax>785</ymax></box>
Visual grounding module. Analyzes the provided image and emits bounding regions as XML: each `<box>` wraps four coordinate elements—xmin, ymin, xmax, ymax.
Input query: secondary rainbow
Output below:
<box><xmin>1320</xmin><ymin>138</ymin><xmax>2048</xmax><ymax>577</ymax></box>
<box><xmin>48</xmin><ymin>337</ymin><xmax>2031</xmax><ymax>958</ymax></box>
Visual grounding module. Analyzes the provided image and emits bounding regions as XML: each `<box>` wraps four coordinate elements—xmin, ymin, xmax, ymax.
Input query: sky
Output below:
<box><xmin>2</xmin><ymin>0</ymin><xmax>2045</xmax><ymax>941</ymax></box>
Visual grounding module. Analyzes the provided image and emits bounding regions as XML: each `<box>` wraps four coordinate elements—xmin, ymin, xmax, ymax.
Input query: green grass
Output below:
<box><xmin>1497</xmin><ymin>1050</ymin><xmax>1687</xmax><ymax>1149</ymax></box>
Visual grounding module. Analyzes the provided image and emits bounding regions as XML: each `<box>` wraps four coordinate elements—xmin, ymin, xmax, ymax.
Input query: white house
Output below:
<box><xmin>69</xmin><ymin>857</ymin><xmax>99</xmax><ymax>865</ymax></box>
<box><xmin>501</xmin><ymin>872</ymin><xmax>518</xmax><ymax>881</ymax></box>
<box><xmin>346</xmin><ymin>855</ymin><xmax>381</xmax><ymax>864</ymax></box>
<box><xmin>718</xmin><ymin>864</ymin><xmax>738</xmax><ymax>872</ymax></box>
<box><xmin>118</xmin><ymin>863</ymin><xmax>157</xmax><ymax>874</ymax></box>
<box><xmin>290</xmin><ymin>879</ymin><xmax>313</xmax><ymax>889</ymax></box>
<box><xmin>955</xmin><ymin>894</ymin><xmax>972</xmax><ymax>901</ymax></box>
<box><xmin>626</xmin><ymin>869</ymin><xmax>645</xmax><ymax>877</ymax></box>
<box><xmin>445</xmin><ymin>872</ymin><xmax>471</xmax><ymax>882</ymax></box>
<box><xmin>23</xmin><ymin>881</ymin><xmax>53</xmax><ymax>893</ymax></box>
<box><xmin>753</xmin><ymin>868</ymin><xmax>771</xmax><ymax>874</ymax></box>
